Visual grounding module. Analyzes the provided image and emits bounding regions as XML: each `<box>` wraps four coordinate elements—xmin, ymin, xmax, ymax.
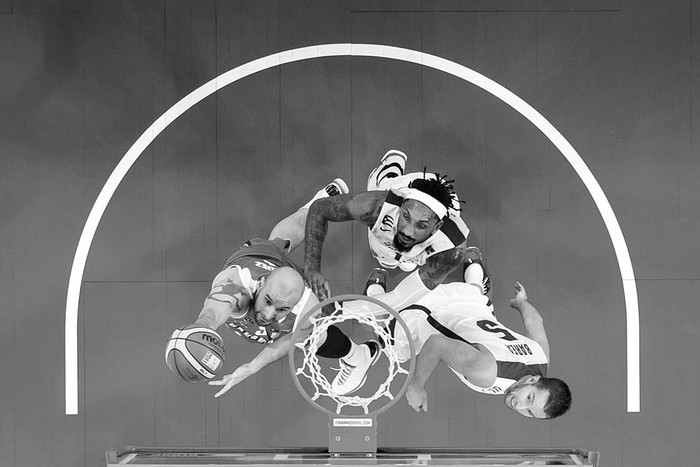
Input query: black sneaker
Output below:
<box><xmin>463</xmin><ymin>247</ymin><xmax>491</xmax><ymax>294</ymax></box>
<box><xmin>324</xmin><ymin>178</ymin><xmax>349</xmax><ymax>197</ymax></box>
<box><xmin>363</xmin><ymin>268</ymin><xmax>388</xmax><ymax>296</ymax></box>
<box><xmin>368</xmin><ymin>149</ymin><xmax>408</xmax><ymax>187</ymax></box>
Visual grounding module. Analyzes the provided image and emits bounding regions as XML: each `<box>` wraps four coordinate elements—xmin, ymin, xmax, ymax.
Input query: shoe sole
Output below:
<box><xmin>332</xmin><ymin>178</ymin><xmax>349</xmax><ymax>194</ymax></box>
<box><xmin>363</xmin><ymin>268</ymin><xmax>388</xmax><ymax>295</ymax></box>
<box><xmin>380</xmin><ymin>149</ymin><xmax>407</xmax><ymax>165</ymax></box>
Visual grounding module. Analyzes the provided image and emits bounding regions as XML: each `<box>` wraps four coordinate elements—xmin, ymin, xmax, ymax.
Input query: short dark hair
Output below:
<box><xmin>407</xmin><ymin>170</ymin><xmax>462</xmax><ymax>217</ymax></box>
<box><xmin>537</xmin><ymin>377</ymin><xmax>572</xmax><ymax>418</ymax></box>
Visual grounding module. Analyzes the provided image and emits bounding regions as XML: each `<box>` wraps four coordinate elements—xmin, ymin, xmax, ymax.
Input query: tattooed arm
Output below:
<box><xmin>342</xmin><ymin>241</ymin><xmax>467</xmax><ymax>316</ymax></box>
<box><xmin>417</xmin><ymin>240</ymin><xmax>468</xmax><ymax>289</ymax></box>
<box><xmin>193</xmin><ymin>270</ymin><xmax>252</xmax><ymax>331</ymax></box>
<box><xmin>303</xmin><ymin>191</ymin><xmax>385</xmax><ymax>299</ymax></box>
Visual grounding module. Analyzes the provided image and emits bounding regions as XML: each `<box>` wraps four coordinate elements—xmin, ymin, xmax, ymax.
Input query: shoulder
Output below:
<box><xmin>347</xmin><ymin>191</ymin><xmax>390</xmax><ymax>226</ymax></box>
<box><xmin>212</xmin><ymin>266</ymin><xmax>245</xmax><ymax>287</ymax></box>
<box><xmin>425</xmin><ymin>240</ymin><xmax>468</xmax><ymax>269</ymax></box>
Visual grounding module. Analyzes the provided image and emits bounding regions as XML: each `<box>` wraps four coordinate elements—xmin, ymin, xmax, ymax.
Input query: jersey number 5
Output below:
<box><xmin>477</xmin><ymin>319</ymin><xmax>517</xmax><ymax>341</ymax></box>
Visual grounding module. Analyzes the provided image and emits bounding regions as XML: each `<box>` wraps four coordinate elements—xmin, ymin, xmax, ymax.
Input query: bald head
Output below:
<box><xmin>266</xmin><ymin>267</ymin><xmax>305</xmax><ymax>302</ymax></box>
<box><xmin>253</xmin><ymin>266</ymin><xmax>305</xmax><ymax>326</ymax></box>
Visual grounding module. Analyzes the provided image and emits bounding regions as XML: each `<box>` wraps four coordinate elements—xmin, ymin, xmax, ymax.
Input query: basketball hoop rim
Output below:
<box><xmin>288</xmin><ymin>294</ymin><xmax>416</xmax><ymax>417</ymax></box>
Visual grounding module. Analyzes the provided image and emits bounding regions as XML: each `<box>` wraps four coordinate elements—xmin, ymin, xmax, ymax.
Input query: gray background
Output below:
<box><xmin>0</xmin><ymin>1</ymin><xmax>697</xmax><ymax>466</ymax></box>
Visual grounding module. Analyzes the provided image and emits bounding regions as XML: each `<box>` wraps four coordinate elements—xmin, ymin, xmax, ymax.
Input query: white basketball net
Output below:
<box><xmin>294</xmin><ymin>306</ymin><xmax>410</xmax><ymax>414</ymax></box>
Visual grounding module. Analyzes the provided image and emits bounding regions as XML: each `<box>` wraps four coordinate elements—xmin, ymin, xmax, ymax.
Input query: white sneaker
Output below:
<box><xmin>368</xmin><ymin>149</ymin><xmax>408</xmax><ymax>189</ymax></box>
<box><xmin>463</xmin><ymin>246</ymin><xmax>491</xmax><ymax>294</ymax></box>
<box><xmin>324</xmin><ymin>178</ymin><xmax>349</xmax><ymax>197</ymax></box>
<box><xmin>331</xmin><ymin>341</ymin><xmax>381</xmax><ymax>396</ymax></box>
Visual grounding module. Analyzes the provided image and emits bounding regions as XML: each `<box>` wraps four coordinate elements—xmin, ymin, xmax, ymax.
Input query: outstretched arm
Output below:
<box><xmin>406</xmin><ymin>333</ymin><xmax>493</xmax><ymax>412</ymax></box>
<box><xmin>509</xmin><ymin>281</ymin><xmax>550</xmax><ymax>361</ymax></box>
<box><xmin>208</xmin><ymin>330</ymin><xmax>306</xmax><ymax>397</ymax></box>
<box><xmin>303</xmin><ymin>191</ymin><xmax>385</xmax><ymax>299</ymax></box>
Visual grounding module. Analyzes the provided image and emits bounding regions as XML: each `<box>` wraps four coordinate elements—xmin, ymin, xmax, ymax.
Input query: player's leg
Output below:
<box><xmin>463</xmin><ymin>246</ymin><xmax>491</xmax><ymax>295</ymax></box>
<box><xmin>323</xmin><ymin>268</ymin><xmax>388</xmax><ymax>395</ymax></box>
<box><xmin>314</xmin><ymin>324</ymin><xmax>380</xmax><ymax>395</ymax></box>
<box><xmin>364</xmin><ymin>268</ymin><xmax>388</xmax><ymax>296</ymax></box>
<box><xmin>268</xmin><ymin>178</ymin><xmax>349</xmax><ymax>253</ymax></box>
<box><xmin>366</xmin><ymin>149</ymin><xmax>408</xmax><ymax>190</ymax></box>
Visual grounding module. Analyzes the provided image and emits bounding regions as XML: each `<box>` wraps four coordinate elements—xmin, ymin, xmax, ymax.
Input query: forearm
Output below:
<box><xmin>417</xmin><ymin>242</ymin><xmax>468</xmax><ymax>289</ymax></box>
<box><xmin>510</xmin><ymin>284</ymin><xmax>550</xmax><ymax>359</ymax></box>
<box><xmin>244</xmin><ymin>334</ymin><xmax>296</xmax><ymax>375</ymax></box>
<box><xmin>194</xmin><ymin>306</ymin><xmax>232</xmax><ymax>330</ymax></box>
<box><xmin>303</xmin><ymin>201</ymin><xmax>330</xmax><ymax>273</ymax></box>
<box><xmin>410</xmin><ymin>335</ymin><xmax>444</xmax><ymax>390</ymax></box>
<box><xmin>515</xmin><ymin>300</ymin><xmax>545</xmax><ymax>332</ymax></box>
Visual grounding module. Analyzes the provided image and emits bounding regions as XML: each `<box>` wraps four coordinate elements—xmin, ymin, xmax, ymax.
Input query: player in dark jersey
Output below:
<box><xmin>169</xmin><ymin>178</ymin><xmax>380</xmax><ymax>398</ymax></box>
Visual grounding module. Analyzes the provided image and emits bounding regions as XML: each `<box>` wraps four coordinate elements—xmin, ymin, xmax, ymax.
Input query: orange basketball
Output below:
<box><xmin>165</xmin><ymin>327</ymin><xmax>225</xmax><ymax>383</ymax></box>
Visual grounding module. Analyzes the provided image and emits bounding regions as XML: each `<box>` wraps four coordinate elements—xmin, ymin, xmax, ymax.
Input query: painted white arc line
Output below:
<box><xmin>65</xmin><ymin>43</ymin><xmax>639</xmax><ymax>414</ymax></box>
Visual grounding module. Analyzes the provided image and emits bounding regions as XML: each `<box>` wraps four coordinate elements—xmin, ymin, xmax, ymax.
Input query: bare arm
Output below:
<box><xmin>303</xmin><ymin>191</ymin><xmax>385</xmax><ymax>299</ymax></box>
<box><xmin>343</xmin><ymin>241</ymin><xmax>468</xmax><ymax>317</ymax></box>
<box><xmin>208</xmin><ymin>287</ymin><xmax>321</xmax><ymax>398</ymax></box>
<box><xmin>194</xmin><ymin>276</ymin><xmax>251</xmax><ymax>330</ymax></box>
<box><xmin>509</xmin><ymin>281</ymin><xmax>550</xmax><ymax>361</ymax></box>
<box><xmin>417</xmin><ymin>240</ymin><xmax>468</xmax><ymax>289</ymax></box>
<box><xmin>208</xmin><ymin>329</ymin><xmax>310</xmax><ymax>397</ymax></box>
<box><xmin>406</xmin><ymin>333</ymin><xmax>494</xmax><ymax>412</ymax></box>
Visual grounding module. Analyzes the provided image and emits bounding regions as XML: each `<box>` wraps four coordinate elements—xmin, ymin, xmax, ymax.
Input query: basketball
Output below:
<box><xmin>165</xmin><ymin>327</ymin><xmax>225</xmax><ymax>383</ymax></box>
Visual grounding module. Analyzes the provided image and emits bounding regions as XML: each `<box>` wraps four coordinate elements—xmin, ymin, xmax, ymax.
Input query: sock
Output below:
<box><xmin>300</xmin><ymin>185</ymin><xmax>332</xmax><ymax>210</ymax></box>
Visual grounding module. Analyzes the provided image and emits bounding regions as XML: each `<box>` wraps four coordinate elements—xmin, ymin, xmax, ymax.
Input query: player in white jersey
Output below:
<box><xmin>387</xmin><ymin>259</ymin><xmax>571</xmax><ymax>419</ymax></box>
<box><xmin>303</xmin><ymin>150</ymin><xmax>479</xmax><ymax>310</ymax></box>
<box><xmin>303</xmin><ymin>150</ymin><xmax>486</xmax><ymax>394</ymax></box>
<box><xmin>167</xmin><ymin>178</ymin><xmax>380</xmax><ymax>398</ymax></box>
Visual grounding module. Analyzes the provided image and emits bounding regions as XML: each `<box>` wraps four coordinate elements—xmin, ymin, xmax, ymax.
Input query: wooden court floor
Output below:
<box><xmin>0</xmin><ymin>1</ymin><xmax>698</xmax><ymax>467</ymax></box>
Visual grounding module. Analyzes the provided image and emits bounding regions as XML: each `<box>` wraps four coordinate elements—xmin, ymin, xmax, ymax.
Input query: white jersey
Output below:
<box><xmin>391</xmin><ymin>282</ymin><xmax>548</xmax><ymax>394</ymax></box>
<box><xmin>367</xmin><ymin>187</ymin><xmax>469</xmax><ymax>271</ymax></box>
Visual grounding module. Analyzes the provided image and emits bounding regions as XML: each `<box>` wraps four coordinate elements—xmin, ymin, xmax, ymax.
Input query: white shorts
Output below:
<box><xmin>390</xmin><ymin>282</ymin><xmax>493</xmax><ymax>362</ymax></box>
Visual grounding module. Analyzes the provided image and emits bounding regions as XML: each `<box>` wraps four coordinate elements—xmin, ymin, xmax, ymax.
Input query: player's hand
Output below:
<box><xmin>208</xmin><ymin>364</ymin><xmax>251</xmax><ymax>398</ymax></box>
<box><xmin>304</xmin><ymin>270</ymin><xmax>331</xmax><ymax>301</ymax></box>
<box><xmin>406</xmin><ymin>384</ymin><xmax>428</xmax><ymax>413</ymax></box>
<box><xmin>509</xmin><ymin>281</ymin><xmax>528</xmax><ymax>310</ymax></box>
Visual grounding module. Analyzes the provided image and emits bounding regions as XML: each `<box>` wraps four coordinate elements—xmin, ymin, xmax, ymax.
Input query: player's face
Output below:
<box><xmin>394</xmin><ymin>200</ymin><xmax>442</xmax><ymax>252</ymax></box>
<box><xmin>503</xmin><ymin>376</ymin><xmax>550</xmax><ymax>419</ymax></box>
<box><xmin>253</xmin><ymin>278</ymin><xmax>297</xmax><ymax>326</ymax></box>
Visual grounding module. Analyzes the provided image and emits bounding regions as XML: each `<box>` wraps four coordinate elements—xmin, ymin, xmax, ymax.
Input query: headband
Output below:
<box><xmin>402</xmin><ymin>188</ymin><xmax>448</xmax><ymax>219</ymax></box>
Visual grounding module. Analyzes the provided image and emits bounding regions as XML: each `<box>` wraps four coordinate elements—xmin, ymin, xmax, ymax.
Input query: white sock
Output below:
<box><xmin>300</xmin><ymin>185</ymin><xmax>331</xmax><ymax>210</ymax></box>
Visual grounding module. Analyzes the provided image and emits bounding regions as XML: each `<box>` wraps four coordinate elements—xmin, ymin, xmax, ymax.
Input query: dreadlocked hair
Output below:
<box><xmin>408</xmin><ymin>168</ymin><xmax>464</xmax><ymax>216</ymax></box>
